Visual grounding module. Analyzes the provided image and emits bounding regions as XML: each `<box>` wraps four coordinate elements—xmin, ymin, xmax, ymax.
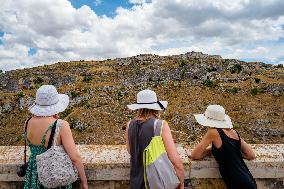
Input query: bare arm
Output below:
<box><xmin>125</xmin><ymin>121</ymin><xmax>130</xmax><ymax>154</ymax></box>
<box><xmin>61</xmin><ymin>121</ymin><xmax>88</xmax><ymax>188</ymax></box>
<box><xmin>240</xmin><ymin>138</ymin><xmax>255</xmax><ymax>160</ymax></box>
<box><xmin>162</xmin><ymin>121</ymin><xmax>184</xmax><ymax>187</ymax></box>
<box><xmin>191</xmin><ymin>129</ymin><xmax>215</xmax><ymax>160</ymax></box>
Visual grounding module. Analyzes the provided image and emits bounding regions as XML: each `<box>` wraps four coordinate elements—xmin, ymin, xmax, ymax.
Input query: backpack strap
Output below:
<box><xmin>154</xmin><ymin>119</ymin><xmax>164</xmax><ymax>136</ymax></box>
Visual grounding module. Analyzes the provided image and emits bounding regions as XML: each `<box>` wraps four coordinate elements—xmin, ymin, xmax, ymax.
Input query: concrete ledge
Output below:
<box><xmin>191</xmin><ymin>144</ymin><xmax>284</xmax><ymax>179</ymax></box>
<box><xmin>0</xmin><ymin>144</ymin><xmax>283</xmax><ymax>188</ymax></box>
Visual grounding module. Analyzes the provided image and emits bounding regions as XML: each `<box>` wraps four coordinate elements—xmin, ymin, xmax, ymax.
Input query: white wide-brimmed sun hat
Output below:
<box><xmin>127</xmin><ymin>89</ymin><xmax>168</xmax><ymax>111</ymax></box>
<box><xmin>194</xmin><ymin>105</ymin><xmax>233</xmax><ymax>129</ymax></box>
<box><xmin>29</xmin><ymin>85</ymin><xmax>69</xmax><ymax>116</ymax></box>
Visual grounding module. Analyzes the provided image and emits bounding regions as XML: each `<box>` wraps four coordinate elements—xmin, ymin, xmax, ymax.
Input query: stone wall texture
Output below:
<box><xmin>0</xmin><ymin>144</ymin><xmax>283</xmax><ymax>189</ymax></box>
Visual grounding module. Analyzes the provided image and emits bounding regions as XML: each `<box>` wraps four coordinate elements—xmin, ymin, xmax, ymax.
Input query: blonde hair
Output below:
<box><xmin>137</xmin><ymin>108</ymin><xmax>160</xmax><ymax>120</ymax></box>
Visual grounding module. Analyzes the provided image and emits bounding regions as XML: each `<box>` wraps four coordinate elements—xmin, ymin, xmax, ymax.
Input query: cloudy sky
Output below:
<box><xmin>0</xmin><ymin>0</ymin><xmax>284</xmax><ymax>71</ymax></box>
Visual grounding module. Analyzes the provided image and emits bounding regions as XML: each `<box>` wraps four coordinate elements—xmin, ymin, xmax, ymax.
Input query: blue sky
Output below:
<box><xmin>0</xmin><ymin>31</ymin><xmax>4</xmax><ymax>45</ymax></box>
<box><xmin>0</xmin><ymin>0</ymin><xmax>283</xmax><ymax>71</ymax></box>
<box><xmin>69</xmin><ymin>0</ymin><xmax>133</xmax><ymax>17</ymax></box>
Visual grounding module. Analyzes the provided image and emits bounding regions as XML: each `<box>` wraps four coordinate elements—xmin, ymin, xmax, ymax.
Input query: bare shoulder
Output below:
<box><xmin>207</xmin><ymin>128</ymin><xmax>217</xmax><ymax>135</ymax></box>
<box><xmin>60</xmin><ymin>120</ymin><xmax>71</xmax><ymax>131</ymax></box>
<box><xmin>61</xmin><ymin>120</ymin><xmax>70</xmax><ymax>126</ymax></box>
<box><xmin>162</xmin><ymin>120</ymin><xmax>170</xmax><ymax>130</ymax></box>
<box><xmin>206</xmin><ymin>128</ymin><xmax>219</xmax><ymax>138</ymax></box>
<box><xmin>162</xmin><ymin>120</ymin><xmax>169</xmax><ymax>125</ymax></box>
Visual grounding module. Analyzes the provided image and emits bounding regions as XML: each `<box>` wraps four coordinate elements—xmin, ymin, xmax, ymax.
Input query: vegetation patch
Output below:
<box><xmin>276</xmin><ymin>64</ymin><xmax>283</xmax><ymax>68</ymax></box>
<box><xmin>34</xmin><ymin>77</ymin><xmax>44</xmax><ymax>84</ymax></box>
<box><xmin>254</xmin><ymin>78</ymin><xmax>261</xmax><ymax>83</ymax></box>
<box><xmin>178</xmin><ymin>59</ymin><xmax>189</xmax><ymax>67</ymax></box>
<box><xmin>17</xmin><ymin>92</ymin><xmax>25</xmax><ymax>99</ymax></box>
<box><xmin>207</xmin><ymin>67</ymin><xmax>218</xmax><ymax>72</ymax></box>
<box><xmin>59</xmin><ymin>108</ymin><xmax>73</xmax><ymax>118</ymax></box>
<box><xmin>203</xmin><ymin>79</ymin><xmax>218</xmax><ymax>88</ymax></box>
<box><xmin>226</xmin><ymin>87</ymin><xmax>240</xmax><ymax>94</ymax></box>
<box><xmin>250</xmin><ymin>87</ymin><xmax>264</xmax><ymax>96</ymax></box>
<box><xmin>70</xmin><ymin>91</ymin><xmax>80</xmax><ymax>98</ymax></box>
<box><xmin>230</xmin><ymin>64</ymin><xmax>242</xmax><ymax>74</ymax></box>
<box><xmin>83</xmin><ymin>76</ymin><xmax>93</xmax><ymax>82</ymax></box>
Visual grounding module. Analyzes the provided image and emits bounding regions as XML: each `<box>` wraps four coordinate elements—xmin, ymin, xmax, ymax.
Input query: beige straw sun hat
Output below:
<box><xmin>194</xmin><ymin>105</ymin><xmax>233</xmax><ymax>129</ymax></box>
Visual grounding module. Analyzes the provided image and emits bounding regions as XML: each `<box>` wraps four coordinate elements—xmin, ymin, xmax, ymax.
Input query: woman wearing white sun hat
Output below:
<box><xmin>23</xmin><ymin>85</ymin><xmax>88</xmax><ymax>189</ymax></box>
<box><xmin>125</xmin><ymin>89</ymin><xmax>185</xmax><ymax>189</ymax></box>
<box><xmin>192</xmin><ymin>105</ymin><xmax>257</xmax><ymax>189</ymax></box>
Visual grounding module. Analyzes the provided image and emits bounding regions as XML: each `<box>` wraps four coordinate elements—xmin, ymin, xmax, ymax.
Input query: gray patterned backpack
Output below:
<box><xmin>36</xmin><ymin>119</ymin><xmax>78</xmax><ymax>188</ymax></box>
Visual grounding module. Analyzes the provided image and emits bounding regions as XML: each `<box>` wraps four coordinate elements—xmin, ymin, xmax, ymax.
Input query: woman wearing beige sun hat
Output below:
<box><xmin>191</xmin><ymin>105</ymin><xmax>257</xmax><ymax>189</ymax></box>
<box><xmin>23</xmin><ymin>85</ymin><xmax>88</xmax><ymax>189</ymax></box>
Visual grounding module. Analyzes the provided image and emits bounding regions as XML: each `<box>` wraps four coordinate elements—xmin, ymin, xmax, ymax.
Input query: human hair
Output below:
<box><xmin>137</xmin><ymin>108</ymin><xmax>160</xmax><ymax>119</ymax></box>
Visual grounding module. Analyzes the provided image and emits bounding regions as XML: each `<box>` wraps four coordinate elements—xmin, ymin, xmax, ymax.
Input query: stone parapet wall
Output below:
<box><xmin>0</xmin><ymin>144</ymin><xmax>283</xmax><ymax>188</ymax></box>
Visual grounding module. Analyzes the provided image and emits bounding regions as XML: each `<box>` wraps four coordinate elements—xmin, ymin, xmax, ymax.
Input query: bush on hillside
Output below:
<box><xmin>83</xmin><ymin>76</ymin><xmax>93</xmax><ymax>82</ymax></box>
<box><xmin>17</xmin><ymin>92</ymin><xmax>25</xmax><ymax>99</ymax></box>
<box><xmin>226</xmin><ymin>87</ymin><xmax>240</xmax><ymax>94</ymax></box>
<box><xmin>70</xmin><ymin>91</ymin><xmax>80</xmax><ymax>98</ymax></box>
<box><xmin>203</xmin><ymin>79</ymin><xmax>218</xmax><ymax>88</ymax></box>
<box><xmin>250</xmin><ymin>88</ymin><xmax>264</xmax><ymax>96</ymax></box>
<box><xmin>178</xmin><ymin>59</ymin><xmax>189</xmax><ymax>67</ymax></box>
<box><xmin>254</xmin><ymin>78</ymin><xmax>261</xmax><ymax>83</ymax></box>
<box><xmin>230</xmin><ymin>64</ymin><xmax>242</xmax><ymax>74</ymax></box>
<box><xmin>34</xmin><ymin>77</ymin><xmax>44</xmax><ymax>84</ymax></box>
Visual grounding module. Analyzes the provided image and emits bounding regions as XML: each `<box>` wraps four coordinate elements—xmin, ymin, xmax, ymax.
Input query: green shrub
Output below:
<box><xmin>207</xmin><ymin>67</ymin><xmax>218</xmax><ymax>72</ymax></box>
<box><xmin>233</xmin><ymin>123</ymin><xmax>240</xmax><ymax>129</ymax></box>
<box><xmin>85</xmin><ymin>103</ymin><xmax>91</xmax><ymax>109</ymax></box>
<box><xmin>227</xmin><ymin>87</ymin><xmax>240</xmax><ymax>94</ymax></box>
<box><xmin>34</xmin><ymin>77</ymin><xmax>44</xmax><ymax>84</ymax></box>
<box><xmin>83</xmin><ymin>76</ymin><xmax>92</xmax><ymax>82</ymax></box>
<box><xmin>203</xmin><ymin>79</ymin><xmax>217</xmax><ymax>88</ymax></box>
<box><xmin>60</xmin><ymin>108</ymin><xmax>72</xmax><ymax>118</ymax></box>
<box><xmin>69</xmin><ymin>119</ymin><xmax>76</xmax><ymax>129</ymax></box>
<box><xmin>178</xmin><ymin>59</ymin><xmax>189</xmax><ymax>67</ymax></box>
<box><xmin>70</xmin><ymin>91</ymin><xmax>80</xmax><ymax>98</ymax></box>
<box><xmin>250</xmin><ymin>88</ymin><xmax>264</xmax><ymax>96</ymax></box>
<box><xmin>17</xmin><ymin>92</ymin><xmax>25</xmax><ymax>99</ymax></box>
<box><xmin>230</xmin><ymin>64</ymin><xmax>242</xmax><ymax>74</ymax></box>
<box><xmin>180</xmin><ymin>68</ymin><xmax>186</xmax><ymax>79</ymax></box>
<box><xmin>250</xmin><ymin>88</ymin><xmax>258</xmax><ymax>96</ymax></box>
<box><xmin>276</xmin><ymin>64</ymin><xmax>283</xmax><ymax>68</ymax></box>
<box><xmin>117</xmin><ymin>91</ymin><xmax>124</xmax><ymax>101</ymax></box>
<box><xmin>17</xmin><ymin>91</ymin><xmax>25</xmax><ymax>98</ymax></box>
<box><xmin>254</xmin><ymin>78</ymin><xmax>261</xmax><ymax>83</ymax></box>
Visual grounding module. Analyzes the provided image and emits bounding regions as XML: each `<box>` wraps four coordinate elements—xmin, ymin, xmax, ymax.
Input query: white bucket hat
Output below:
<box><xmin>194</xmin><ymin>105</ymin><xmax>233</xmax><ymax>129</ymax></box>
<box><xmin>29</xmin><ymin>85</ymin><xmax>69</xmax><ymax>116</ymax></box>
<box><xmin>127</xmin><ymin>89</ymin><xmax>168</xmax><ymax>111</ymax></box>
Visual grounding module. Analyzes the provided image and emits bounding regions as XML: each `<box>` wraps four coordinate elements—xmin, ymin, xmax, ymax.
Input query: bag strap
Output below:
<box><xmin>47</xmin><ymin>120</ymin><xmax>58</xmax><ymax>149</ymax></box>
<box><xmin>24</xmin><ymin>117</ymin><xmax>32</xmax><ymax>165</ymax></box>
<box><xmin>154</xmin><ymin>119</ymin><xmax>164</xmax><ymax>136</ymax></box>
<box><xmin>52</xmin><ymin>119</ymin><xmax>63</xmax><ymax>146</ymax></box>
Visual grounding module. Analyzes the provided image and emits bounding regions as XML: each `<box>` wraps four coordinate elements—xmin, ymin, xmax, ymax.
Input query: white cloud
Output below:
<box><xmin>0</xmin><ymin>0</ymin><xmax>284</xmax><ymax>71</ymax></box>
<box><xmin>94</xmin><ymin>0</ymin><xmax>101</xmax><ymax>6</ymax></box>
<box><xmin>129</xmin><ymin>0</ymin><xmax>150</xmax><ymax>4</ymax></box>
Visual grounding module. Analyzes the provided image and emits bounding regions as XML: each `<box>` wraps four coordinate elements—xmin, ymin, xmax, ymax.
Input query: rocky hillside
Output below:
<box><xmin>0</xmin><ymin>52</ymin><xmax>283</xmax><ymax>146</ymax></box>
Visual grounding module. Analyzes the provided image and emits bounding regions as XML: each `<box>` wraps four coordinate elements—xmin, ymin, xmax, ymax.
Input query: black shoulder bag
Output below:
<box><xmin>17</xmin><ymin>118</ymin><xmax>57</xmax><ymax>177</ymax></box>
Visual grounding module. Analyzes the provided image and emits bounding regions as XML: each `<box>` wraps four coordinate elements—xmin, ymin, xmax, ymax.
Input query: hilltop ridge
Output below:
<box><xmin>0</xmin><ymin>52</ymin><xmax>283</xmax><ymax>146</ymax></box>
